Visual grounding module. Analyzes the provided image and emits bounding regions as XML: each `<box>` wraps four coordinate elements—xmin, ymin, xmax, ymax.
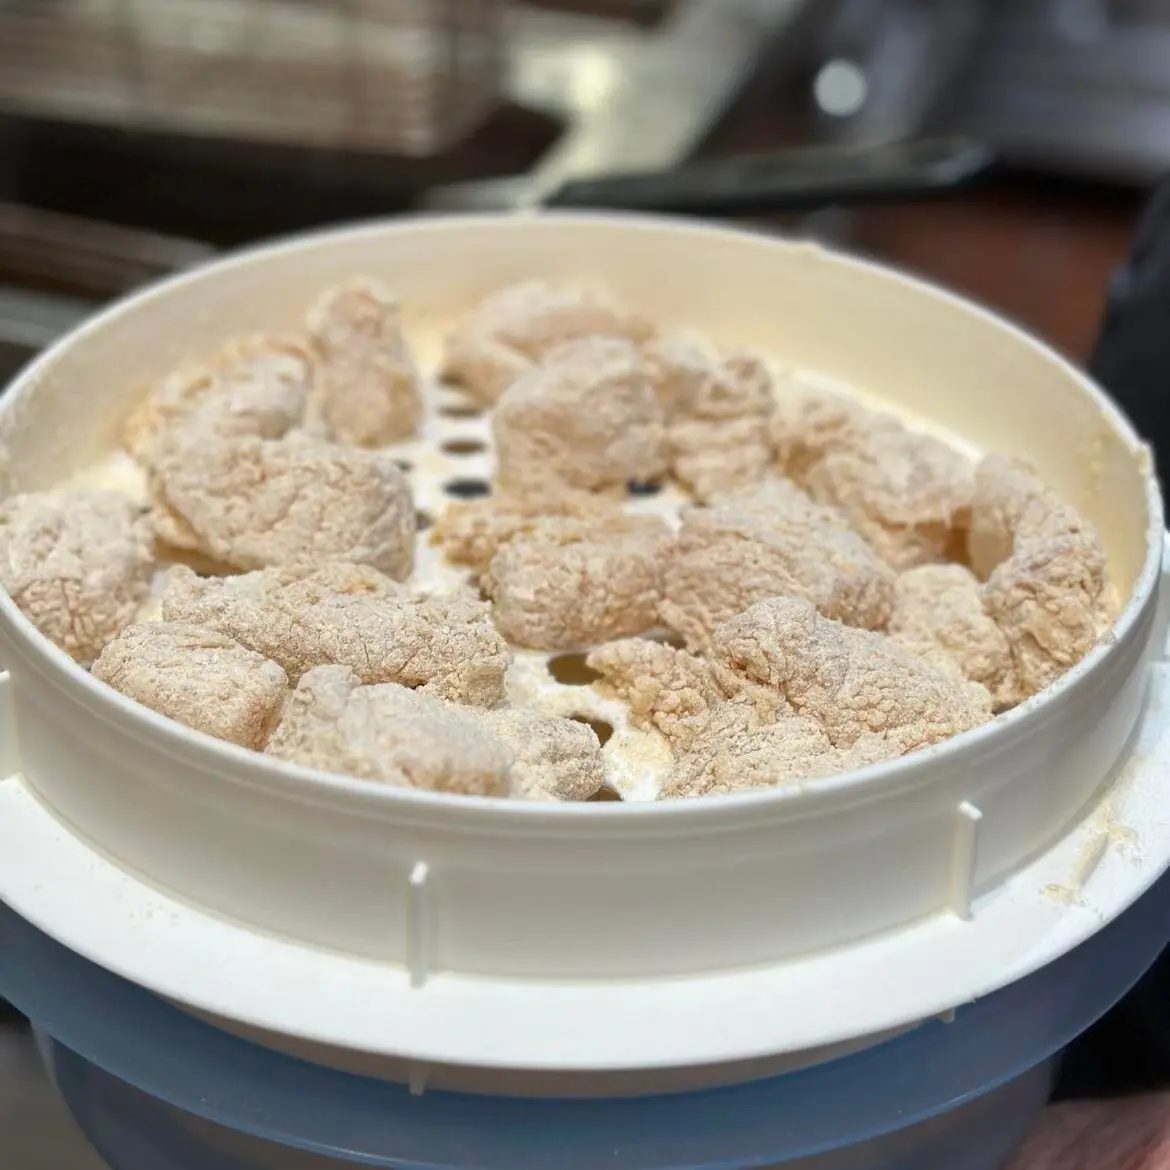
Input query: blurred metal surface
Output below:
<box><xmin>803</xmin><ymin>0</ymin><xmax>984</xmax><ymax>146</ymax></box>
<box><xmin>942</xmin><ymin>0</ymin><xmax>1170</xmax><ymax>182</ymax></box>
<box><xmin>0</xmin><ymin>287</ymin><xmax>91</xmax><ymax>372</ymax></box>
<box><xmin>794</xmin><ymin>0</ymin><xmax>1170</xmax><ymax>184</ymax></box>
<box><xmin>0</xmin><ymin>204</ymin><xmax>208</xmax><ymax>384</ymax></box>
<box><xmin>427</xmin><ymin>0</ymin><xmax>815</xmax><ymax>209</ymax></box>
<box><xmin>523</xmin><ymin>0</ymin><xmax>676</xmax><ymax>21</ymax></box>
<box><xmin>0</xmin><ymin>0</ymin><xmax>507</xmax><ymax>157</ymax></box>
<box><xmin>0</xmin><ymin>202</ymin><xmax>214</xmax><ymax>300</ymax></box>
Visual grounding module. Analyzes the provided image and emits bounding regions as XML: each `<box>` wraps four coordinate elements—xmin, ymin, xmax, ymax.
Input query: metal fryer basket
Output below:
<box><xmin>0</xmin><ymin>0</ymin><xmax>508</xmax><ymax>157</ymax></box>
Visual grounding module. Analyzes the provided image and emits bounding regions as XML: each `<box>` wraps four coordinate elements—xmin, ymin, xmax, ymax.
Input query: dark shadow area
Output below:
<box><xmin>0</xmin><ymin>102</ymin><xmax>562</xmax><ymax>247</ymax></box>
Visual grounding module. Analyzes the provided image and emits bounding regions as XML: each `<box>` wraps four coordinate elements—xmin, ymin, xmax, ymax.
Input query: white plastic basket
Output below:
<box><xmin>0</xmin><ymin>0</ymin><xmax>507</xmax><ymax>156</ymax></box>
<box><xmin>0</xmin><ymin>213</ymin><xmax>1164</xmax><ymax>1098</ymax></box>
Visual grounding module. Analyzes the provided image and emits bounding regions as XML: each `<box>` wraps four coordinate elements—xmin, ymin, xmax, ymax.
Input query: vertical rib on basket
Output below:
<box><xmin>0</xmin><ymin>673</ymin><xmax>18</xmax><ymax>782</ymax></box>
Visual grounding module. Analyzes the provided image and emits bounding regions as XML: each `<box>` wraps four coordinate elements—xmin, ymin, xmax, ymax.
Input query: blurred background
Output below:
<box><xmin>0</xmin><ymin>0</ymin><xmax>1159</xmax><ymax>390</ymax></box>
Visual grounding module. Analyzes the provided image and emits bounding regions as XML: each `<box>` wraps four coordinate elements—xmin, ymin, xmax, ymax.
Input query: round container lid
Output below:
<box><xmin>5</xmin><ymin>872</ymin><xmax>1169</xmax><ymax>1170</ymax></box>
<box><xmin>48</xmin><ymin>1038</ymin><xmax>1055</xmax><ymax>1170</ymax></box>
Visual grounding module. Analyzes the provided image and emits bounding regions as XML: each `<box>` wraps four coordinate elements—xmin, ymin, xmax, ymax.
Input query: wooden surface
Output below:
<box><xmin>847</xmin><ymin>181</ymin><xmax>1142</xmax><ymax>364</ymax></box>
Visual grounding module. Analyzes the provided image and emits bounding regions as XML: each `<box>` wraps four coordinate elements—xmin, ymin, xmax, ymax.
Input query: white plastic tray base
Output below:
<box><xmin>0</xmin><ymin>608</ymin><xmax>1168</xmax><ymax>1095</ymax></box>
